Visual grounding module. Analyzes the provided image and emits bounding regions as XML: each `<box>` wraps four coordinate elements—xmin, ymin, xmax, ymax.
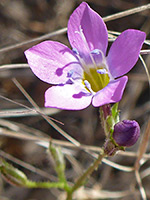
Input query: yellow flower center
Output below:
<box><xmin>83</xmin><ymin>67</ymin><xmax>110</xmax><ymax>92</ymax></box>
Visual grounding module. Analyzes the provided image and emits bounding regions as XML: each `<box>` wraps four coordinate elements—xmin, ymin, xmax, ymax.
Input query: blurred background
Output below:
<box><xmin>0</xmin><ymin>0</ymin><xmax>150</xmax><ymax>199</ymax></box>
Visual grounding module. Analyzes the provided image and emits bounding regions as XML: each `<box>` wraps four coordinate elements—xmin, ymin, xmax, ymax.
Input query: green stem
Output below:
<box><xmin>100</xmin><ymin>104</ymin><xmax>120</xmax><ymax>138</ymax></box>
<box><xmin>100</xmin><ymin>105</ymin><xmax>111</xmax><ymax>137</ymax></box>
<box><xmin>66</xmin><ymin>151</ymin><xmax>106</xmax><ymax>199</ymax></box>
<box><xmin>66</xmin><ymin>191</ymin><xmax>73</xmax><ymax>200</ymax></box>
<box><xmin>73</xmin><ymin>151</ymin><xmax>106</xmax><ymax>192</ymax></box>
<box><xmin>25</xmin><ymin>180</ymin><xmax>71</xmax><ymax>191</ymax></box>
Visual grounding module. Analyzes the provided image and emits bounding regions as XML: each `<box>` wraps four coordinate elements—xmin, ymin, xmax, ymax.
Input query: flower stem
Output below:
<box><xmin>100</xmin><ymin>103</ymin><xmax>120</xmax><ymax>138</ymax></box>
<box><xmin>25</xmin><ymin>180</ymin><xmax>71</xmax><ymax>190</ymax></box>
<box><xmin>66</xmin><ymin>192</ymin><xmax>73</xmax><ymax>200</ymax></box>
<box><xmin>66</xmin><ymin>150</ymin><xmax>106</xmax><ymax>199</ymax></box>
<box><xmin>100</xmin><ymin>104</ymin><xmax>111</xmax><ymax>137</ymax></box>
<box><xmin>73</xmin><ymin>151</ymin><xmax>105</xmax><ymax>191</ymax></box>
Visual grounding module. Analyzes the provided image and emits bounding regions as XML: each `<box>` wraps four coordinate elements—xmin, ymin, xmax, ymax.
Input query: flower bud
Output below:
<box><xmin>49</xmin><ymin>143</ymin><xmax>66</xmax><ymax>182</ymax></box>
<box><xmin>0</xmin><ymin>159</ymin><xmax>27</xmax><ymax>186</ymax></box>
<box><xmin>113</xmin><ymin>120</ymin><xmax>140</xmax><ymax>147</ymax></box>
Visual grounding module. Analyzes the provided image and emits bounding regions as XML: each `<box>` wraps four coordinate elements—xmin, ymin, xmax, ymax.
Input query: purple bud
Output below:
<box><xmin>113</xmin><ymin>120</ymin><xmax>140</xmax><ymax>147</ymax></box>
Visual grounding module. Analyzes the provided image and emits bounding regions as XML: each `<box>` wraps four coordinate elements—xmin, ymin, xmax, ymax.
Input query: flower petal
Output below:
<box><xmin>107</xmin><ymin>29</ymin><xmax>146</xmax><ymax>78</ymax></box>
<box><xmin>45</xmin><ymin>82</ymin><xmax>93</xmax><ymax>110</ymax></box>
<box><xmin>92</xmin><ymin>76</ymin><xmax>128</xmax><ymax>107</ymax></box>
<box><xmin>68</xmin><ymin>2</ymin><xmax>108</xmax><ymax>57</ymax></box>
<box><xmin>25</xmin><ymin>41</ymin><xmax>82</xmax><ymax>84</ymax></box>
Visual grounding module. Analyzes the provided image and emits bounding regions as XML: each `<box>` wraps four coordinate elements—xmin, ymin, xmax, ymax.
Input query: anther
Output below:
<box><xmin>84</xmin><ymin>80</ymin><xmax>95</xmax><ymax>94</ymax></box>
<box><xmin>91</xmin><ymin>49</ymin><xmax>101</xmax><ymax>55</ymax></box>
<box><xmin>97</xmin><ymin>69</ymin><xmax>108</xmax><ymax>74</ymax></box>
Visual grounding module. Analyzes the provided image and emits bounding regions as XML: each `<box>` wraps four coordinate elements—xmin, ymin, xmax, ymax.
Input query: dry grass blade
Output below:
<box><xmin>0</xmin><ymin>150</ymin><xmax>56</xmax><ymax>181</ymax></box>
<box><xmin>135</xmin><ymin>170</ymin><xmax>147</xmax><ymax>200</ymax></box>
<box><xmin>0</xmin><ymin>3</ymin><xmax>149</xmax><ymax>54</ymax></box>
<box><xmin>0</xmin><ymin>126</ymin><xmax>49</xmax><ymax>142</ymax></box>
<box><xmin>134</xmin><ymin>119</ymin><xmax>150</xmax><ymax>170</ymax></box>
<box><xmin>1</xmin><ymin>118</ymin><xmax>150</xmax><ymax>160</ymax></box>
<box><xmin>140</xmin><ymin>49</ymin><xmax>150</xmax><ymax>55</ymax></box>
<box><xmin>0</xmin><ymin>93</ymin><xmax>62</xmax><ymax>124</ymax></box>
<box><xmin>141</xmin><ymin>166</ymin><xmax>150</xmax><ymax>179</ymax></box>
<box><xmin>103</xmin><ymin>3</ymin><xmax>150</xmax><ymax>22</ymax></box>
<box><xmin>0</xmin><ymin>64</ymin><xmax>29</xmax><ymax>69</ymax></box>
<box><xmin>73</xmin><ymin>188</ymin><xmax>132</xmax><ymax>199</ymax></box>
<box><xmin>0</xmin><ymin>108</ymin><xmax>60</xmax><ymax>118</ymax></box>
<box><xmin>139</xmin><ymin>55</ymin><xmax>150</xmax><ymax>88</ymax></box>
<box><xmin>118</xmin><ymin>150</ymin><xmax>150</xmax><ymax>159</ymax></box>
<box><xmin>12</xmin><ymin>78</ymin><xmax>80</xmax><ymax>146</ymax></box>
<box><xmin>0</xmin><ymin>27</ymin><xmax>67</xmax><ymax>53</ymax></box>
<box><xmin>102</xmin><ymin>158</ymin><xmax>134</xmax><ymax>172</ymax></box>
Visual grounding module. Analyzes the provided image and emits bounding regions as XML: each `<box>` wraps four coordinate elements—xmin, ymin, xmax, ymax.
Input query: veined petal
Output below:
<box><xmin>68</xmin><ymin>2</ymin><xmax>108</xmax><ymax>57</ymax></box>
<box><xmin>25</xmin><ymin>41</ymin><xmax>82</xmax><ymax>84</ymax></box>
<box><xmin>92</xmin><ymin>76</ymin><xmax>128</xmax><ymax>107</ymax></box>
<box><xmin>107</xmin><ymin>29</ymin><xmax>146</xmax><ymax>78</ymax></box>
<box><xmin>45</xmin><ymin>83</ymin><xmax>93</xmax><ymax>110</ymax></box>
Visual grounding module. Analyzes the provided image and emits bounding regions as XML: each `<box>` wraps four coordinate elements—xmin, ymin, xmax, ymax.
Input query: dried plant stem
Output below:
<box><xmin>103</xmin><ymin>3</ymin><xmax>150</xmax><ymax>22</ymax></box>
<box><xmin>0</xmin><ymin>27</ymin><xmax>67</xmax><ymax>53</ymax></box>
<box><xmin>135</xmin><ymin>170</ymin><xmax>147</xmax><ymax>200</ymax></box>
<box><xmin>12</xmin><ymin>78</ymin><xmax>80</xmax><ymax>146</ymax></box>
<box><xmin>139</xmin><ymin>55</ymin><xmax>150</xmax><ymax>89</ymax></box>
<box><xmin>0</xmin><ymin>93</ymin><xmax>62</xmax><ymax>124</ymax></box>
<box><xmin>0</xmin><ymin>63</ymin><xmax>29</xmax><ymax>69</ymax></box>
<box><xmin>140</xmin><ymin>49</ymin><xmax>150</xmax><ymax>54</ymax></box>
<box><xmin>134</xmin><ymin>119</ymin><xmax>150</xmax><ymax>170</ymax></box>
<box><xmin>0</xmin><ymin>3</ymin><xmax>150</xmax><ymax>54</ymax></box>
<box><xmin>0</xmin><ymin>150</ymin><xmax>56</xmax><ymax>181</ymax></box>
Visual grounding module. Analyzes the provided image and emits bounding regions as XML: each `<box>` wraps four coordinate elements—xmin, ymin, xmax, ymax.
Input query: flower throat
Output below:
<box><xmin>75</xmin><ymin>26</ymin><xmax>110</xmax><ymax>93</ymax></box>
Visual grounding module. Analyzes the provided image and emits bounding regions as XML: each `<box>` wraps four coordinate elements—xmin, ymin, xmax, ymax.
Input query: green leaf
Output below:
<box><xmin>111</xmin><ymin>103</ymin><xmax>120</xmax><ymax>124</ymax></box>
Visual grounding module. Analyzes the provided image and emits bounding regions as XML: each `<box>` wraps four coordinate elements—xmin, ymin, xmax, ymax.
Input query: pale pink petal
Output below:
<box><xmin>25</xmin><ymin>41</ymin><xmax>82</xmax><ymax>84</ymax></box>
<box><xmin>45</xmin><ymin>83</ymin><xmax>92</xmax><ymax>110</ymax></box>
<box><xmin>107</xmin><ymin>29</ymin><xmax>146</xmax><ymax>78</ymax></box>
<box><xmin>68</xmin><ymin>2</ymin><xmax>108</xmax><ymax>58</ymax></box>
<box><xmin>92</xmin><ymin>76</ymin><xmax>128</xmax><ymax>107</ymax></box>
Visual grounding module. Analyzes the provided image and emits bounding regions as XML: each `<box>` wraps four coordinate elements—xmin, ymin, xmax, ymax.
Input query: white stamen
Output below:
<box><xmin>75</xmin><ymin>26</ymin><xmax>114</xmax><ymax>85</ymax></box>
<box><xmin>91</xmin><ymin>49</ymin><xmax>101</xmax><ymax>55</ymax></box>
<box><xmin>91</xmin><ymin>48</ymin><xmax>114</xmax><ymax>81</ymax></box>
<box><xmin>97</xmin><ymin>69</ymin><xmax>108</xmax><ymax>74</ymax></box>
<box><xmin>84</xmin><ymin>80</ymin><xmax>95</xmax><ymax>94</ymax></box>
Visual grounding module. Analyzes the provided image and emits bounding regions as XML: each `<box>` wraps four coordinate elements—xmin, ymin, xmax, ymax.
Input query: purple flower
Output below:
<box><xmin>113</xmin><ymin>120</ymin><xmax>140</xmax><ymax>147</ymax></box>
<box><xmin>24</xmin><ymin>2</ymin><xmax>146</xmax><ymax>110</ymax></box>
